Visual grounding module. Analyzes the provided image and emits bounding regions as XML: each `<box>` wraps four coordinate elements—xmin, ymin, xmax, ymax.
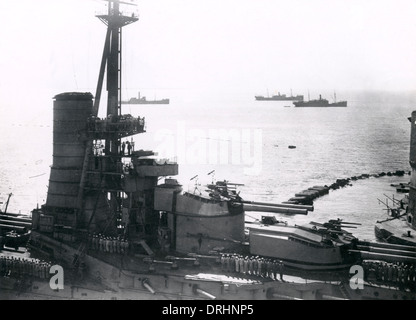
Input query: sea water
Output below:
<box><xmin>0</xmin><ymin>90</ymin><xmax>415</xmax><ymax>242</ymax></box>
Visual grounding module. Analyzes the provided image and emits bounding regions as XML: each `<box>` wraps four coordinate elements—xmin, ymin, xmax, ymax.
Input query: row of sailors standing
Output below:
<box><xmin>0</xmin><ymin>255</ymin><xmax>52</xmax><ymax>279</ymax></box>
<box><xmin>220</xmin><ymin>254</ymin><xmax>284</xmax><ymax>281</ymax></box>
<box><xmin>89</xmin><ymin>233</ymin><xmax>130</xmax><ymax>254</ymax></box>
<box><xmin>87</xmin><ymin>115</ymin><xmax>145</xmax><ymax>133</ymax></box>
<box><xmin>362</xmin><ymin>260</ymin><xmax>416</xmax><ymax>288</ymax></box>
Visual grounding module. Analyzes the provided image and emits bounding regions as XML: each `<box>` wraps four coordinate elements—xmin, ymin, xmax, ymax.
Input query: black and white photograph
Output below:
<box><xmin>0</xmin><ymin>0</ymin><xmax>415</xmax><ymax>304</ymax></box>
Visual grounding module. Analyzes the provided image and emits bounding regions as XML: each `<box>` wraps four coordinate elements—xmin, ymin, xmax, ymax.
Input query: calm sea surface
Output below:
<box><xmin>1</xmin><ymin>90</ymin><xmax>415</xmax><ymax>242</ymax></box>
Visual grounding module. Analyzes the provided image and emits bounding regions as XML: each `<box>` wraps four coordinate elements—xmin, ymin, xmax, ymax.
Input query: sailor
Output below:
<box><xmin>257</xmin><ymin>258</ymin><xmax>263</xmax><ymax>277</ymax></box>
<box><xmin>92</xmin><ymin>234</ymin><xmax>97</xmax><ymax>250</ymax></box>
<box><xmin>0</xmin><ymin>256</ymin><xmax>4</xmax><ymax>276</ymax></box>
<box><xmin>225</xmin><ymin>254</ymin><xmax>232</xmax><ymax>273</ymax></box>
<box><xmin>35</xmin><ymin>262</ymin><xmax>40</xmax><ymax>279</ymax></box>
<box><xmin>234</xmin><ymin>255</ymin><xmax>239</xmax><ymax>273</ymax></box>
<box><xmin>271</xmin><ymin>259</ymin><xmax>276</xmax><ymax>279</ymax></box>
<box><xmin>121</xmin><ymin>141</ymin><xmax>126</xmax><ymax>155</ymax></box>
<box><xmin>397</xmin><ymin>264</ymin><xmax>403</xmax><ymax>284</ymax></box>
<box><xmin>410</xmin><ymin>265</ymin><xmax>416</xmax><ymax>283</ymax></box>
<box><xmin>220</xmin><ymin>254</ymin><xmax>226</xmax><ymax>271</ymax></box>
<box><xmin>108</xmin><ymin>237</ymin><xmax>113</xmax><ymax>253</ymax></box>
<box><xmin>11</xmin><ymin>257</ymin><xmax>17</xmax><ymax>277</ymax></box>
<box><xmin>239</xmin><ymin>256</ymin><xmax>244</xmax><ymax>274</ymax></box>
<box><xmin>120</xmin><ymin>239</ymin><xmax>125</xmax><ymax>254</ymax></box>
<box><xmin>267</xmin><ymin>259</ymin><xmax>273</xmax><ymax>279</ymax></box>
<box><xmin>126</xmin><ymin>141</ymin><xmax>132</xmax><ymax>156</ymax></box>
<box><xmin>374</xmin><ymin>262</ymin><xmax>381</xmax><ymax>281</ymax></box>
<box><xmin>252</xmin><ymin>257</ymin><xmax>258</xmax><ymax>276</ymax></box>
<box><xmin>387</xmin><ymin>263</ymin><xmax>393</xmax><ymax>284</ymax></box>
<box><xmin>403</xmin><ymin>265</ymin><xmax>409</xmax><ymax>285</ymax></box>
<box><xmin>243</xmin><ymin>257</ymin><xmax>248</xmax><ymax>275</ymax></box>
<box><xmin>116</xmin><ymin>236</ymin><xmax>121</xmax><ymax>254</ymax></box>
<box><xmin>124</xmin><ymin>239</ymin><xmax>130</xmax><ymax>254</ymax></box>
<box><xmin>29</xmin><ymin>260</ymin><xmax>34</xmax><ymax>277</ymax></box>
<box><xmin>247</xmin><ymin>257</ymin><xmax>253</xmax><ymax>275</ymax></box>
<box><xmin>104</xmin><ymin>237</ymin><xmax>109</xmax><ymax>252</ymax></box>
<box><xmin>112</xmin><ymin>237</ymin><xmax>117</xmax><ymax>254</ymax></box>
<box><xmin>279</xmin><ymin>261</ymin><xmax>284</xmax><ymax>281</ymax></box>
<box><xmin>263</xmin><ymin>258</ymin><xmax>268</xmax><ymax>278</ymax></box>
<box><xmin>104</xmin><ymin>236</ymin><xmax>108</xmax><ymax>252</ymax></box>
<box><xmin>4</xmin><ymin>257</ymin><xmax>9</xmax><ymax>277</ymax></box>
<box><xmin>99</xmin><ymin>235</ymin><xmax>104</xmax><ymax>252</ymax></box>
<box><xmin>43</xmin><ymin>262</ymin><xmax>47</xmax><ymax>279</ymax></box>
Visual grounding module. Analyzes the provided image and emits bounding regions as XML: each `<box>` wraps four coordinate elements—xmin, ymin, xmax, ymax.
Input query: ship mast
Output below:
<box><xmin>79</xmin><ymin>0</ymin><xmax>140</xmax><ymax>234</ymax></box>
<box><xmin>95</xmin><ymin>0</ymin><xmax>138</xmax><ymax>155</ymax></box>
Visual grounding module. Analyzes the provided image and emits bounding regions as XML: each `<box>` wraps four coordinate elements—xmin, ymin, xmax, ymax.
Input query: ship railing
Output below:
<box><xmin>95</xmin><ymin>7</ymin><xmax>139</xmax><ymax>19</ymax></box>
<box><xmin>87</xmin><ymin>116</ymin><xmax>145</xmax><ymax>137</ymax></box>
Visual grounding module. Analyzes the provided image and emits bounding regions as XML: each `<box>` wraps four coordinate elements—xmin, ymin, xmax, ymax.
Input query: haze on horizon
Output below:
<box><xmin>0</xmin><ymin>0</ymin><xmax>416</xmax><ymax>112</ymax></box>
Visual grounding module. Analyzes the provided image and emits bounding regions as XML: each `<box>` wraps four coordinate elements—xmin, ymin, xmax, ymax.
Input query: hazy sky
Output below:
<box><xmin>1</xmin><ymin>0</ymin><xmax>416</xmax><ymax>110</ymax></box>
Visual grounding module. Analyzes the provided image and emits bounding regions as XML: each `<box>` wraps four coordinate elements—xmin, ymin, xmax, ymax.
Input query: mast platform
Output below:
<box><xmin>87</xmin><ymin>115</ymin><xmax>145</xmax><ymax>139</ymax></box>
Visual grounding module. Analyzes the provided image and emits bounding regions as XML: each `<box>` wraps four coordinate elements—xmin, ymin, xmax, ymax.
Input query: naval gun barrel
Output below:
<box><xmin>242</xmin><ymin>200</ymin><xmax>313</xmax><ymax>212</ymax></box>
<box><xmin>0</xmin><ymin>215</ymin><xmax>32</xmax><ymax>223</ymax></box>
<box><xmin>0</xmin><ymin>224</ymin><xmax>27</xmax><ymax>233</ymax></box>
<box><xmin>243</xmin><ymin>204</ymin><xmax>308</xmax><ymax>215</ymax></box>
<box><xmin>356</xmin><ymin>245</ymin><xmax>416</xmax><ymax>258</ymax></box>
<box><xmin>142</xmin><ymin>279</ymin><xmax>156</xmax><ymax>295</ymax></box>
<box><xmin>358</xmin><ymin>241</ymin><xmax>416</xmax><ymax>252</ymax></box>
<box><xmin>349</xmin><ymin>250</ymin><xmax>416</xmax><ymax>264</ymax></box>
<box><xmin>193</xmin><ymin>286</ymin><xmax>216</xmax><ymax>300</ymax></box>
<box><xmin>351</xmin><ymin>241</ymin><xmax>416</xmax><ymax>264</ymax></box>
<box><xmin>0</xmin><ymin>219</ymin><xmax>32</xmax><ymax>228</ymax></box>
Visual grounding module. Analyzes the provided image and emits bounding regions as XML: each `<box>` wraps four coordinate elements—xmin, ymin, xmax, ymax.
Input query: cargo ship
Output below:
<box><xmin>123</xmin><ymin>92</ymin><xmax>169</xmax><ymax>104</ymax></box>
<box><xmin>293</xmin><ymin>94</ymin><xmax>347</xmax><ymax>107</ymax></box>
<box><xmin>1</xmin><ymin>1</ymin><xmax>415</xmax><ymax>300</ymax></box>
<box><xmin>255</xmin><ymin>92</ymin><xmax>304</xmax><ymax>102</ymax></box>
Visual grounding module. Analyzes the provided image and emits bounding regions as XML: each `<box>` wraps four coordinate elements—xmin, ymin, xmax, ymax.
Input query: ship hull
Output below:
<box><xmin>123</xmin><ymin>99</ymin><xmax>169</xmax><ymax>104</ymax></box>
<box><xmin>2</xmin><ymin>232</ymin><xmax>415</xmax><ymax>301</ymax></box>
<box><xmin>293</xmin><ymin>101</ymin><xmax>347</xmax><ymax>107</ymax></box>
<box><xmin>255</xmin><ymin>96</ymin><xmax>303</xmax><ymax>101</ymax></box>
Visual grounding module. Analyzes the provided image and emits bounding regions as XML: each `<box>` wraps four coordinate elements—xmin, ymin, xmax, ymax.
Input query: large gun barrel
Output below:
<box><xmin>243</xmin><ymin>204</ymin><xmax>308</xmax><ymax>215</ymax></box>
<box><xmin>350</xmin><ymin>240</ymin><xmax>416</xmax><ymax>264</ymax></box>
<box><xmin>242</xmin><ymin>200</ymin><xmax>313</xmax><ymax>212</ymax></box>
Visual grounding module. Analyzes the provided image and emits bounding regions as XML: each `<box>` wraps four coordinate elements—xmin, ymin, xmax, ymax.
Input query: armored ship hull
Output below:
<box><xmin>3</xmin><ymin>231</ymin><xmax>415</xmax><ymax>300</ymax></box>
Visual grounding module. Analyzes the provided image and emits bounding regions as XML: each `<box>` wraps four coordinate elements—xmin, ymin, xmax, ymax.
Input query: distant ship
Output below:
<box><xmin>293</xmin><ymin>94</ymin><xmax>347</xmax><ymax>107</ymax></box>
<box><xmin>255</xmin><ymin>92</ymin><xmax>304</xmax><ymax>102</ymax></box>
<box><xmin>123</xmin><ymin>92</ymin><xmax>169</xmax><ymax>104</ymax></box>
